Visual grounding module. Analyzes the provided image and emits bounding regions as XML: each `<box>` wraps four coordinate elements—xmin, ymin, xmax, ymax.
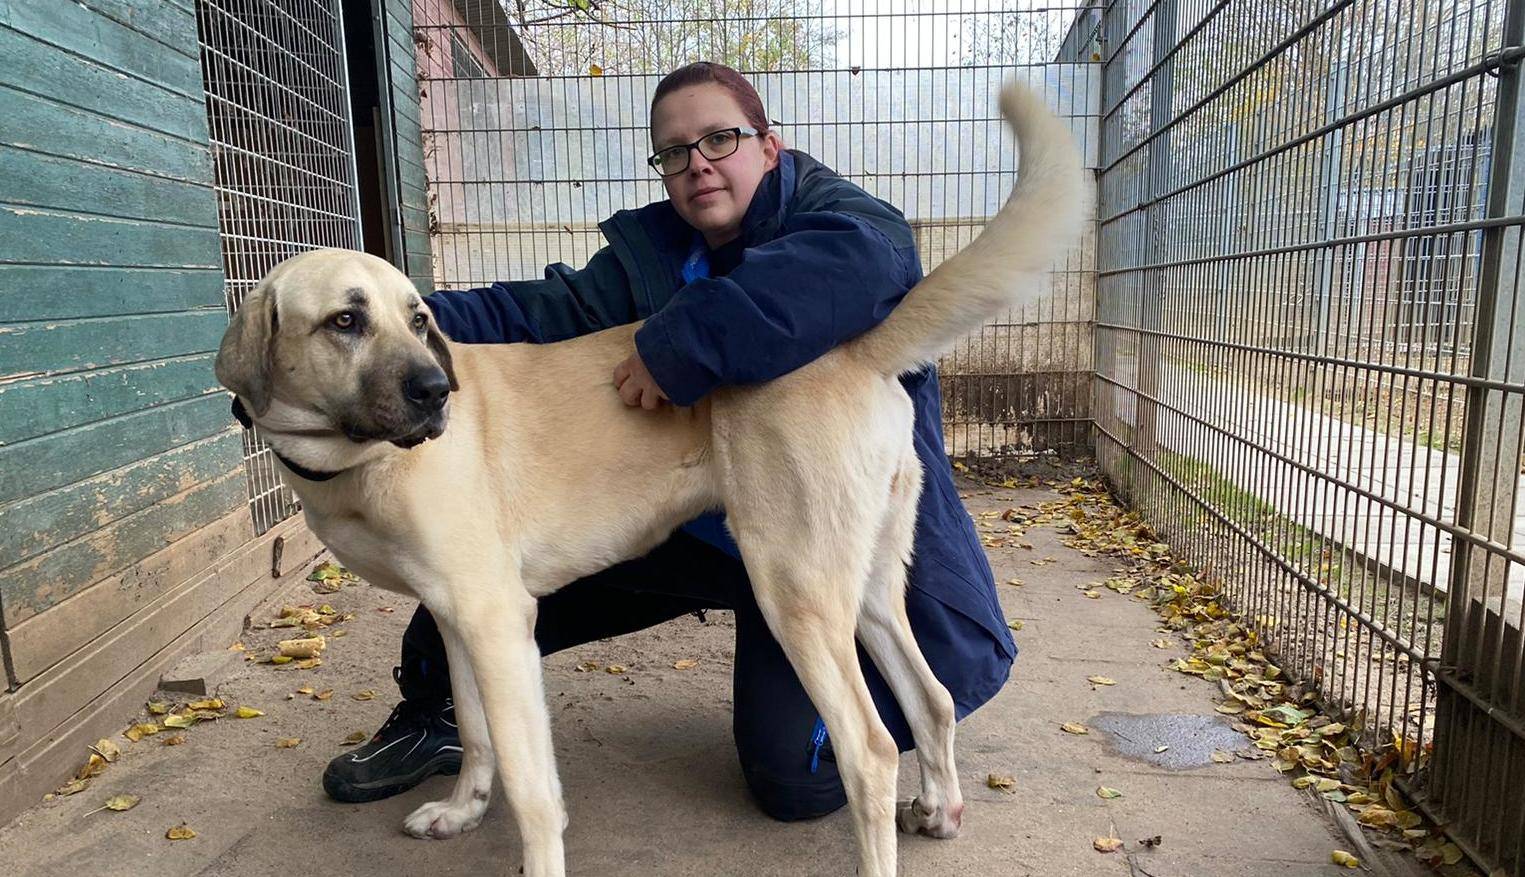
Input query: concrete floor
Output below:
<box><xmin>0</xmin><ymin>477</ymin><xmax>1431</xmax><ymax>876</ymax></box>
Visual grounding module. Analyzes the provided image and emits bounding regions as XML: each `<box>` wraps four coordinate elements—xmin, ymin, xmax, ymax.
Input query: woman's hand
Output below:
<box><xmin>614</xmin><ymin>351</ymin><xmax>670</xmax><ymax>409</ymax></box>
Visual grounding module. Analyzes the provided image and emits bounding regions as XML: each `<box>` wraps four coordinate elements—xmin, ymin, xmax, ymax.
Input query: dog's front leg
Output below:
<box><xmin>402</xmin><ymin>618</ymin><xmax>497</xmax><ymax>840</ymax></box>
<box><xmin>450</xmin><ymin>586</ymin><xmax>567</xmax><ymax>877</ymax></box>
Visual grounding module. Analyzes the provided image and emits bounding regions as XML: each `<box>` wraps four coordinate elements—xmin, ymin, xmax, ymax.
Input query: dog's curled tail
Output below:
<box><xmin>846</xmin><ymin>81</ymin><xmax>1090</xmax><ymax>378</ymax></box>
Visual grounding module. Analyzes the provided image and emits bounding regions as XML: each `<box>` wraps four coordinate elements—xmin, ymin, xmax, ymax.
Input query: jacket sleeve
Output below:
<box><xmin>633</xmin><ymin>210</ymin><xmax>913</xmax><ymax>406</ymax></box>
<box><xmin>424</xmin><ymin>246</ymin><xmax>639</xmax><ymax>344</ymax></box>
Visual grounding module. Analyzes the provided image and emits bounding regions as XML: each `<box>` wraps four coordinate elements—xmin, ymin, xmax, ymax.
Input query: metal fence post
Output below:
<box><xmin>1137</xmin><ymin>0</ymin><xmax>1178</xmax><ymax>455</ymax></box>
<box><xmin>1432</xmin><ymin>0</ymin><xmax>1525</xmax><ymax>867</ymax></box>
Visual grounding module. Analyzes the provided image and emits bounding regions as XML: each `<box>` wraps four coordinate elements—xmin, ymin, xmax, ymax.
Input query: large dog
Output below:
<box><xmin>214</xmin><ymin>82</ymin><xmax>1085</xmax><ymax>876</ymax></box>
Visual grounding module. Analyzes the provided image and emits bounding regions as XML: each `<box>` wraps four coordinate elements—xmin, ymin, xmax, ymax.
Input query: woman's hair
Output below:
<box><xmin>651</xmin><ymin>62</ymin><xmax>770</xmax><ymax>135</ymax></box>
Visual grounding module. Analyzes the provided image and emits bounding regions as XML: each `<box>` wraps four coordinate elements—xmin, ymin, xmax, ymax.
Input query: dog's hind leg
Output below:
<box><xmin>402</xmin><ymin>617</ymin><xmax>497</xmax><ymax>840</ymax></box>
<box><xmin>854</xmin><ymin>458</ymin><xmax>965</xmax><ymax>839</ymax></box>
<box><xmin>732</xmin><ymin>533</ymin><xmax>900</xmax><ymax>877</ymax></box>
<box><xmin>442</xmin><ymin>583</ymin><xmax>568</xmax><ymax>877</ymax></box>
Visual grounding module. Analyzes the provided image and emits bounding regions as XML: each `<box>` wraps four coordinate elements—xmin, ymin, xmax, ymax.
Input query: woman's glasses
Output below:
<box><xmin>647</xmin><ymin>126</ymin><xmax>758</xmax><ymax>177</ymax></box>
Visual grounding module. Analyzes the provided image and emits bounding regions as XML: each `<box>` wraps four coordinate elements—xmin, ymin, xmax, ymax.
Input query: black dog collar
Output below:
<box><xmin>231</xmin><ymin>397</ymin><xmax>345</xmax><ymax>482</ymax></box>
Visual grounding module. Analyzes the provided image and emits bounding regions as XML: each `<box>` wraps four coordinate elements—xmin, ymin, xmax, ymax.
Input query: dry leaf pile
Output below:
<box><xmin>1021</xmin><ymin>475</ymin><xmax>1459</xmax><ymax>867</ymax></box>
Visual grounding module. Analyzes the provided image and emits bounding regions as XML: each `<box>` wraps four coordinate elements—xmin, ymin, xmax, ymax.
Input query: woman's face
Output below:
<box><xmin>650</xmin><ymin>83</ymin><xmax>780</xmax><ymax>248</ymax></box>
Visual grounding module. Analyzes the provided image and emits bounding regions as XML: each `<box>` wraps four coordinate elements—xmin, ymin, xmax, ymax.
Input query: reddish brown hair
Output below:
<box><xmin>651</xmin><ymin>62</ymin><xmax>770</xmax><ymax>135</ymax></box>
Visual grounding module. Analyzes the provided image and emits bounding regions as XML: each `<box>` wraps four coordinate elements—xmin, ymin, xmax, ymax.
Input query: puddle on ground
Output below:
<box><xmin>1090</xmin><ymin>712</ymin><xmax>1247</xmax><ymax>769</ymax></box>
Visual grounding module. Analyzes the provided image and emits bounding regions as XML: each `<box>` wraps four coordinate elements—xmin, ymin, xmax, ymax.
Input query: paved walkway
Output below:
<box><xmin>1152</xmin><ymin>361</ymin><xmax>1524</xmax><ymax>616</ymax></box>
<box><xmin>0</xmin><ymin>477</ymin><xmax>1420</xmax><ymax>876</ymax></box>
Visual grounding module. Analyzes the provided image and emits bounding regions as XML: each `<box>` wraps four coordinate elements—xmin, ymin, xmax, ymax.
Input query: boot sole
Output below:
<box><xmin>323</xmin><ymin>752</ymin><xmax>463</xmax><ymax>804</ymax></box>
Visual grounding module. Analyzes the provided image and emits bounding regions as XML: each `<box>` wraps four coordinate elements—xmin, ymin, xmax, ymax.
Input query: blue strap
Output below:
<box><xmin>809</xmin><ymin>716</ymin><xmax>829</xmax><ymax>774</ymax></box>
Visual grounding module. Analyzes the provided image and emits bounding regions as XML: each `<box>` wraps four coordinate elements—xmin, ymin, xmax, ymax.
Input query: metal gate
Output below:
<box><xmin>196</xmin><ymin>0</ymin><xmax>364</xmax><ymax>533</ymax></box>
<box><xmin>408</xmin><ymin>0</ymin><xmax>1096</xmax><ymax>458</ymax></box>
<box><xmin>1091</xmin><ymin>0</ymin><xmax>1525</xmax><ymax>871</ymax></box>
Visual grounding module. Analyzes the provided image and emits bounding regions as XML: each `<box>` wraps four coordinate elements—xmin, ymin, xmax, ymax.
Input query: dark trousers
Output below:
<box><xmin>399</xmin><ymin>531</ymin><xmax>932</xmax><ymax>821</ymax></box>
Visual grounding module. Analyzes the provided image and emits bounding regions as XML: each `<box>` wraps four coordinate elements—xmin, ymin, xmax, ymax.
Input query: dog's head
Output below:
<box><xmin>215</xmin><ymin>249</ymin><xmax>459</xmax><ymax>448</ymax></box>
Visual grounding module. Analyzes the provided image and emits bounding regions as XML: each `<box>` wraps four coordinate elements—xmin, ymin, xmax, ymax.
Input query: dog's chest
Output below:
<box><xmin>303</xmin><ymin>510</ymin><xmax>425</xmax><ymax>598</ymax></box>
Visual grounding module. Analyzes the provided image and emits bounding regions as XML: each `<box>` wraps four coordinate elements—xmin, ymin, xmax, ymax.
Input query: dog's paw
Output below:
<box><xmin>896</xmin><ymin>797</ymin><xmax>963</xmax><ymax>839</ymax></box>
<box><xmin>403</xmin><ymin>798</ymin><xmax>488</xmax><ymax>840</ymax></box>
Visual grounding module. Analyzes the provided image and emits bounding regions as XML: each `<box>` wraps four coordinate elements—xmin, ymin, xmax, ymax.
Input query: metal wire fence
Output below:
<box><xmin>196</xmin><ymin>0</ymin><xmax>363</xmax><ymax>534</ymax></box>
<box><xmin>1092</xmin><ymin>0</ymin><xmax>1525</xmax><ymax>870</ymax></box>
<box><xmin>410</xmin><ymin>0</ymin><xmax>1097</xmax><ymax>457</ymax></box>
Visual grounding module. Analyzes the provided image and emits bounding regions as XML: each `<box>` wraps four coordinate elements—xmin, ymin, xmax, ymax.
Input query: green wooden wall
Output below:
<box><xmin>376</xmin><ymin>0</ymin><xmax>434</xmax><ymax>292</ymax></box>
<box><xmin>0</xmin><ymin>0</ymin><xmax>243</xmax><ymax>676</ymax></box>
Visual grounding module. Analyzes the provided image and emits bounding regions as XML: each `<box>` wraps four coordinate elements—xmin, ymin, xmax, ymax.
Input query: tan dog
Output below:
<box><xmin>215</xmin><ymin>82</ymin><xmax>1086</xmax><ymax>877</ymax></box>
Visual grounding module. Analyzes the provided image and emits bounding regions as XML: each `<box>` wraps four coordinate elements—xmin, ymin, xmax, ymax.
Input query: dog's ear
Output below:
<box><xmin>426</xmin><ymin>319</ymin><xmax>459</xmax><ymax>391</ymax></box>
<box><xmin>215</xmin><ymin>281</ymin><xmax>279</xmax><ymax>416</ymax></box>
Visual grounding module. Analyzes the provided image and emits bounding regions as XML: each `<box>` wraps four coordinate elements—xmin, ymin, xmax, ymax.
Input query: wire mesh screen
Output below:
<box><xmin>1092</xmin><ymin>0</ymin><xmax>1524</xmax><ymax>869</ymax></box>
<box><xmin>410</xmin><ymin>0</ymin><xmax>1097</xmax><ymax>457</ymax></box>
<box><xmin>196</xmin><ymin>0</ymin><xmax>363</xmax><ymax>534</ymax></box>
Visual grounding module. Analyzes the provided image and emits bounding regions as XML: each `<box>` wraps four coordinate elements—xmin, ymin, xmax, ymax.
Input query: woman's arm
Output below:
<box><xmin>425</xmin><ymin>246</ymin><xmax>639</xmax><ymax>344</ymax></box>
<box><xmin>632</xmin><ymin>210</ymin><xmax>915</xmax><ymax>406</ymax></box>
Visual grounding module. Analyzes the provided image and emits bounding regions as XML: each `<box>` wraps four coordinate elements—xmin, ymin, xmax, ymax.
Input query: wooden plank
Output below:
<box><xmin>0</xmin><ymin>692</ymin><xmax>17</xmax><ymax>765</ymax></box>
<box><xmin>12</xmin><ymin>515</ymin><xmax>284</xmax><ymax>746</ymax></box>
<box><xmin>62</xmin><ymin>0</ymin><xmax>201</xmax><ymax>62</ymax></box>
<box><xmin>0</xmin><ymin>205</ymin><xmax>220</xmax><ymax>269</ymax></box>
<box><xmin>0</xmin><ymin>0</ymin><xmax>203</xmax><ymax>98</ymax></box>
<box><xmin>0</xmin><ymin>469</ymin><xmax>245</xmax><ymax>623</ymax></box>
<box><xmin>0</xmin><ymin>393</ymin><xmax>232</xmax><ymax>504</ymax></box>
<box><xmin>0</xmin><ymin>309</ymin><xmax>227</xmax><ymax>377</ymax></box>
<box><xmin>0</xmin><ymin>354</ymin><xmax>221</xmax><ymax>445</ymax></box>
<box><xmin>0</xmin><ymin>265</ymin><xmax>224</xmax><ymax>323</ymax></box>
<box><xmin>0</xmin><ymin>27</ymin><xmax>208</xmax><ymax>143</ymax></box>
<box><xmin>2</xmin><ymin>146</ymin><xmax>218</xmax><ymax>228</ymax></box>
<box><xmin>5</xmin><ymin>508</ymin><xmax>253</xmax><ymax>683</ymax></box>
<box><xmin>0</xmin><ymin>518</ymin><xmax>314</xmax><ymax>826</ymax></box>
<box><xmin>0</xmin><ymin>89</ymin><xmax>212</xmax><ymax>184</ymax></box>
<box><xmin>0</xmin><ymin>431</ymin><xmax>242</xmax><ymax>568</ymax></box>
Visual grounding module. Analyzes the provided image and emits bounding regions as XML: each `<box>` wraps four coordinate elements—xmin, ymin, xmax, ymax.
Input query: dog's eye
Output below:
<box><xmin>331</xmin><ymin>312</ymin><xmax>356</xmax><ymax>331</ymax></box>
<box><xmin>412</xmin><ymin>313</ymin><xmax>428</xmax><ymax>331</ymax></box>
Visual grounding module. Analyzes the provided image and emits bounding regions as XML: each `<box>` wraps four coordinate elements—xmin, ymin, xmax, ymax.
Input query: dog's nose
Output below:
<box><xmin>403</xmin><ymin>367</ymin><xmax>451</xmax><ymax>410</ymax></box>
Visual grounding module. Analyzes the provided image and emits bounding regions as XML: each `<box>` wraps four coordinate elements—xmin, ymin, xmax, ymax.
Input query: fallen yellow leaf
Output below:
<box><xmin>1008</xmin><ymin>619</ymin><xmax>1025</xmax><ymax>631</ymax></box>
<box><xmin>986</xmin><ymin>773</ymin><xmax>1016</xmax><ymax>792</ymax></box>
<box><xmin>1087</xmin><ymin>676</ymin><xmax>1116</xmax><ymax>686</ymax></box>
<box><xmin>270</xmin><ymin>655</ymin><xmax>293</xmax><ymax>665</ymax></box>
<box><xmin>275</xmin><ymin>738</ymin><xmax>301</xmax><ymax>749</ymax></box>
<box><xmin>124</xmin><ymin>723</ymin><xmax>160</xmax><ymax>742</ymax></box>
<box><xmin>605</xmin><ymin>664</ymin><xmax>628</xmax><ymax>674</ymax></box>
<box><xmin>234</xmin><ymin>706</ymin><xmax>264</xmax><ymax>719</ymax></box>
<box><xmin>146</xmin><ymin>701</ymin><xmax>169</xmax><ymax>715</ymax></box>
<box><xmin>187</xmin><ymin>698</ymin><xmax>224</xmax><ymax>711</ymax></box>
<box><xmin>1096</xmin><ymin>786</ymin><xmax>1122</xmax><ymax>799</ymax></box>
<box><xmin>1093</xmin><ymin>836</ymin><xmax>1123</xmax><ymax>853</ymax></box>
<box><xmin>313</xmin><ymin>689</ymin><xmax>334</xmax><ymax>701</ymax></box>
<box><xmin>1210</xmin><ymin>750</ymin><xmax>1235</xmax><ymax>763</ymax></box>
<box><xmin>1331</xmin><ymin>850</ymin><xmax>1359</xmax><ymax>868</ymax></box>
<box><xmin>1061</xmin><ymin>722</ymin><xmax>1089</xmax><ymax>735</ymax></box>
<box><xmin>102</xmin><ymin>794</ymin><xmax>141</xmax><ymax>813</ymax></box>
<box><xmin>295</xmin><ymin>658</ymin><xmax>322</xmax><ymax>670</ymax></box>
<box><xmin>342</xmin><ymin>731</ymin><xmax>369</xmax><ymax>745</ymax></box>
<box><xmin>673</xmin><ymin>659</ymin><xmax>699</xmax><ymax>670</ymax></box>
<box><xmin>279</xmin><ymin>637</ymin><xmax>326</xmax><ymax>659</ymax></box>
<box><xmin>351</xmin><ymin>690</ymin><xmax>376</xmax><ymax>701</ymax></box>
<box><xmin>574</xmin><ymin>661</ymin><xmax>600</xmax><ymax>673</ymax></box>
<box><xmin>161</xmin><ymin>715</ymin><xmax>198</xmax><ymax>729</ymax></box>
<box><xmin>166</xmin><ymin>824</ymin><xmax>196</xmax><ymax>840</ymax></box>
<box><xmin>55</xmin><ymin>778</ymin><xmax>91</xmax><ymax>796</ymax></box>
<box><xmin>162</xmin><ymin>734</ymin><xmax>186</xmax><ymax>746</ymax></box>
<box><xmin>589</xmin><ymin>63</ymin><xmax>604</xmax><ymax>76</ymax></box>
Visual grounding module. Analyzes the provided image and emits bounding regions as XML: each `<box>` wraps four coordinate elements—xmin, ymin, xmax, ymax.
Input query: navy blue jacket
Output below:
<box><xmin>426</xmin><ymin>151</ymin><xmax>1015</xmax><ymax>718</ymax></box>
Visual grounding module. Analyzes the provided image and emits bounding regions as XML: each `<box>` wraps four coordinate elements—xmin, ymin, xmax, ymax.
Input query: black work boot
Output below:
<box><xmin>322</xmin><ymin>695</ymin><xmax>462</xmax><ymax>803</ymax></box>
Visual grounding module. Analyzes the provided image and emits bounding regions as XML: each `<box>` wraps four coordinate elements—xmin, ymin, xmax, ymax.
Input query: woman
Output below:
<box><xmin>322</xmin><ymin>62</ymin><xmax>1016</xmax><ymax>822</ymax></box>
